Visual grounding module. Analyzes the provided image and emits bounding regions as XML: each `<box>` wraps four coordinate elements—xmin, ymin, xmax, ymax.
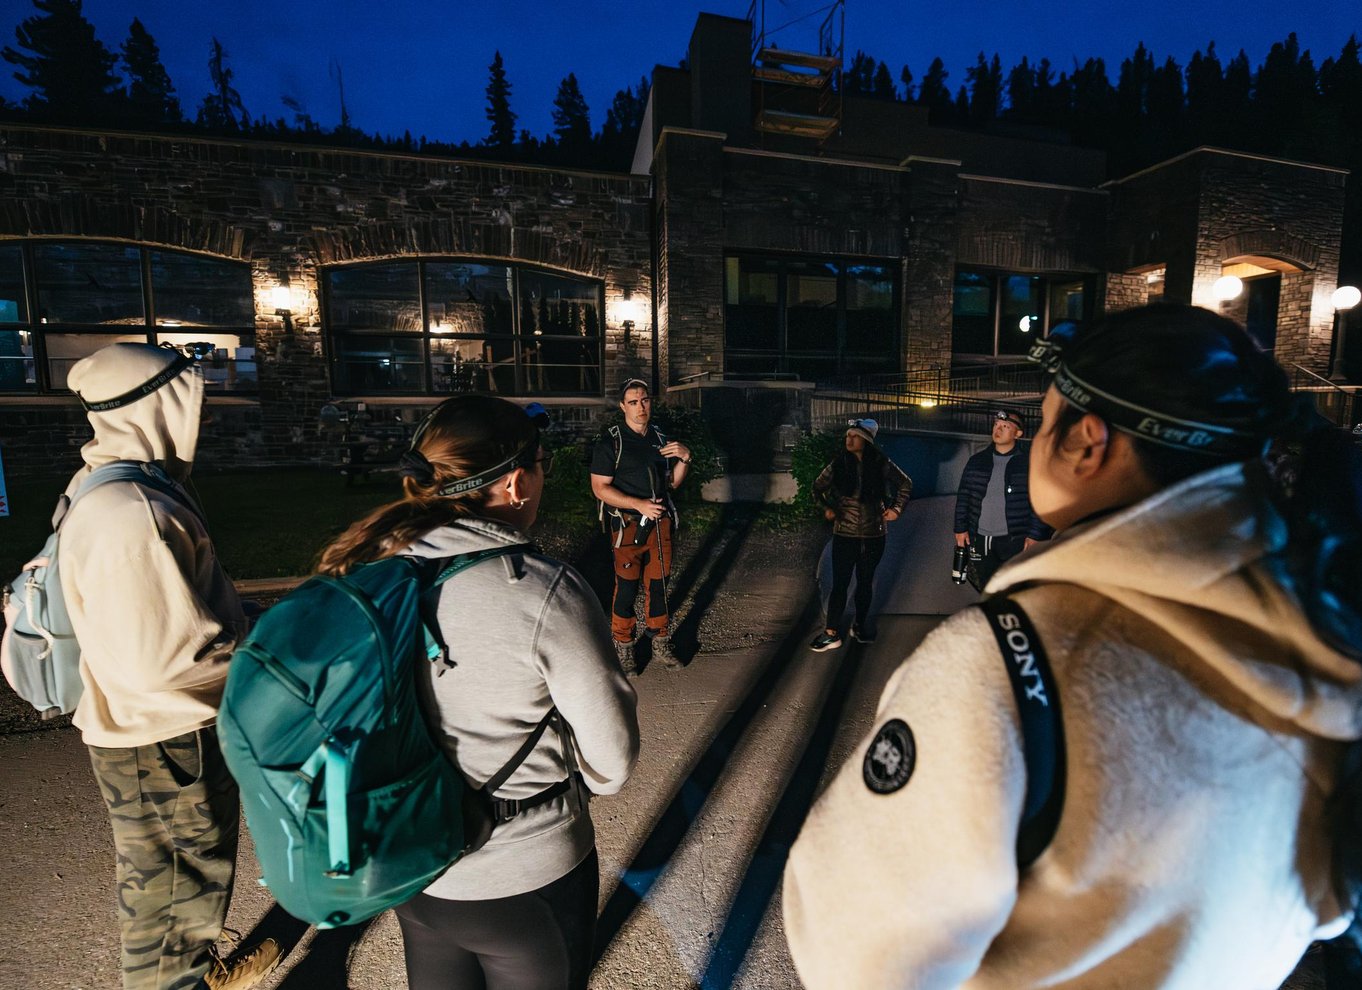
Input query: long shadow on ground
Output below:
<box><xmin>593</xmin><ymin>591</ymin><xmax>821</xmax><ymax>962</ymax></box>
<box><xmin>698</xmin><ymin>642</ymin><xmax>864</xmax><ymax>988</ymax></box>
<box><xmin>667</xmin><ymin>506</ymin><xmax>759</xmax><ymax>665</ymax></box>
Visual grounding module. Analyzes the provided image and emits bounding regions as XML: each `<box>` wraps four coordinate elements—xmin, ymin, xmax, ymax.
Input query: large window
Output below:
<box><xmin>324</xmin><ymin>260</ymin><xmax>603</xmax><ymax>396</ymax></box>
<box><xmin>724</xmin><ymin>254</ymin><xmax>898</xmax><ymax>379</ymax></box>
<box><xmin>952</xmin><ymin>268</ymin><xmax>1093</xmax><ymax>357</ymax></box>
<box><xmin>0</xmin><ymin>241</ymin><xmax>257</xmax><ymax>394</ymax></box>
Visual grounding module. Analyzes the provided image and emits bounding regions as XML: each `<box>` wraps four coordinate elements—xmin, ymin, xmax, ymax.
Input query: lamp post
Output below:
<box><xmin>1328</xmin><ymin>284</ymin><xmax>1361</xmax><ymax>384</ymax></box>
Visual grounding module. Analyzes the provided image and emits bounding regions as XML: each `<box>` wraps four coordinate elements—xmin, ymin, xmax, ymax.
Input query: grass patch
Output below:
<box><xmin>1</xmin><ymin>464</ymin><xmax>793</xmax><ymax>582</ymax></box>
<box><xmin>0</xmin><ymin>469</ymin><xmax>401</xmax><ymax>580</ymax></box>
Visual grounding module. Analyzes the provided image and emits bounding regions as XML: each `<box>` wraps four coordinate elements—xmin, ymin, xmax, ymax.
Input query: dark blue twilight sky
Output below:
<box><xmin>2</xmin><ymin>1</ymin><xmax>1359</xmax><ymax>145</ymax></box>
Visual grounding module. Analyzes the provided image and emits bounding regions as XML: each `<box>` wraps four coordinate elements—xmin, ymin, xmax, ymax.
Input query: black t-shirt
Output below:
<box><xmin>590</xmin><ymin>424</ymin><xmax>672</xmax><ymax>503</ymax></box>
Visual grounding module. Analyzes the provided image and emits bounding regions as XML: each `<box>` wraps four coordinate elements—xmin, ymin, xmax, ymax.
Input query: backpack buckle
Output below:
<box><xmin>493</xmin><ymin>797</ymin><xmax>521</xmax><ymax>821</ymax></box>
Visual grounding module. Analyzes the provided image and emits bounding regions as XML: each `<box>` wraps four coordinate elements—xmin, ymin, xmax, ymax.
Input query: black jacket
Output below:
<box><xmin>953</xmin><ymin>444</ymin><xmax>1053</xmax><ymax>542</ymax></box>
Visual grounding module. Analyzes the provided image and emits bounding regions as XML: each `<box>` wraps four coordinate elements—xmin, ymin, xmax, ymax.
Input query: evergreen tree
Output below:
<box><xmin>917</xmin><ymin>57</ymin><xmax>953</xmax><ymax>121</ymax></box>
<box><xmin>196</xmin><ymin>37</ymin><xmax>248</xmax><ymax>131</ymax></box>
<box><xmin>484</xmin><ymin>50</ymin><xmax>516</xmax><ymax>151</ymax></box>
<box><xmin>1007</xmin><ymin>56</ymin><xmax>1035</xmax><ymax>119</ymax></box>
<box><xmin>966</xmin><ymin>52</ymin><xmax>1003</xmax><ymax>122</ymax></box>
<box><xmin>121</xmin><ymin>18</ymin><xmax>180</xmax><ymax>126</ymax></box>
<box><xmin>551</xmin><ymin>72</ymin><xmax>590</xmax><ymax>151</ymax></box>
<box><xmin>899</xmin><ymin>64</ymin><xmax>914</xmax><ymax>103</ymax></box>
<box><xmin>872</xmin><ymin>61</ymin><xmax>896</xmax><ymax>100</ymax></box>
<box><xmin>2</xmin><ymin>0</ymin><xmax>123</xmax><ymax>121</ymax></box>
<box><xmin>1185</xmin><ymin>43</ymin><xmax>1224</xmax><ymax>135</ymax></box>
<box><xmin>600</xmin><ymin>76</ymin><xmax>650</xmax><ymax>169</ymax></box>
<box><xmin>845</xmin><ymin>51</ymin><xmax>876</xmax><ymax>95</ymax></box>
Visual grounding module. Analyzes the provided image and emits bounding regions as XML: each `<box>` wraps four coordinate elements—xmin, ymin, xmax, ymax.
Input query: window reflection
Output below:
<box><xmin>36</xmin><ymin>243</ymin><xmax>143</xmax><ymax>325</ymax></box>
<box><xmin>723</xmin><ymin>254</ymin><xmax>899</xmax><ymax>379</ymax></box>
<box><xmin>151</xmin><ymin>251</ymin><xmax>255</xmax><ymax>327</ymax></box>
<box><xmin>953</xmin><ymin>268</ymin><xmax>1091</xmax><ymax>357</ymax></box>
<box><xmin>324</xmin><ymin>260</ymin><xmax>603</xmax><ymax>396</ymax></box>
<box><xmin>2</xmin><ymin>241</ymin><xmax>256</xmax><ymax>395</ymax></box>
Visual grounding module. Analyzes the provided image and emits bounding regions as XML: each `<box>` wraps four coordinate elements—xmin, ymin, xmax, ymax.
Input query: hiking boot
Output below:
<box><xmin>809</xmin><ymin>631</ymin><xmax>842</xmax><ymax>652</ymax></box>
<box><xmin>614</xmin><ymin>639</ymin><xmax>637</xmax><ymax>675</ymax></box>
<box><xmin>204</xmin><ymin>937</ymin><xmax>281</xmax><ymax>990</ymax></box>
<box><xmin>850</xmin><ymin>622</ymin><xmax>877</xmax><ymax>644</ymax></box>
<box><xmin>650</xmin><ymin>634</ymin><xmax>682</xmax><ymax>669</ymax></box>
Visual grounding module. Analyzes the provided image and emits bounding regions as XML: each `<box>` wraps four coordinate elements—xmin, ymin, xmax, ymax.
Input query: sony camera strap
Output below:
<box><xmin>979</xmin><ymin>594</ymin><xmax>1066</xmax><ymax>870</ymax></box>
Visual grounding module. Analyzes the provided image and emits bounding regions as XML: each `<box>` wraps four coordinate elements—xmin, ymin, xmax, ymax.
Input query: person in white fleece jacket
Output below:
<box><xmin>60</xmin><ymin>343</ymin><xmax>277</xmax><ymax>990</ymax></box>
<box><xmin>783</xmin><ymin>304</ymin><xmax>1362</xmax><ymax>990</ymax></box>
<box><xmin>316</xmin><ymin>394</ymin><xmax>639</xmax><ymax>990</ymax></box>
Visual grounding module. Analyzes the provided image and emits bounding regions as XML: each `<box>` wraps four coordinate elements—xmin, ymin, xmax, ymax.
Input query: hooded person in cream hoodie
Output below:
<box><xmin>60</xmin><ymin>343</ymin><xmax>277</xmax><ymax>990</ymax></box>
<box><xmin>783</xmin><ymin>305</ymin><xmax>1362</xmax><ymax>989</ymax></box>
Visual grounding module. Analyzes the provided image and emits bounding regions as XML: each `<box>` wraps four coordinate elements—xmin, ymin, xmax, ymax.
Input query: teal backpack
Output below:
<box><xmin>218</xmin><ymin>544</ymin><xmax>567</xmax><ymax>928</ymax></box>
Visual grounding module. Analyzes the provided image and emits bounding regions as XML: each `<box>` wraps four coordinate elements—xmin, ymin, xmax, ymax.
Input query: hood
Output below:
<box><xmin>68</xmin><ymin>343</ymin><xmax>203</xmax><ymax>475</ymax></box>
<box><xmin>992</xmin><ymin>461</ymin><xmax>1362</xmax><ymax>741</ymax></box>
<box><xmin>402</xmin><ymin>515</ymin><xmax>531</xmax><ymax>561</ymax></box>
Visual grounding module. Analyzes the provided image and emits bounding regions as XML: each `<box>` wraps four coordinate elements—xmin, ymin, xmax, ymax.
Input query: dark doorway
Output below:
<box><xmin>1245</xmin><ymin>274</ymin><xmax>1281</xmax><ymax>352</ymax></box>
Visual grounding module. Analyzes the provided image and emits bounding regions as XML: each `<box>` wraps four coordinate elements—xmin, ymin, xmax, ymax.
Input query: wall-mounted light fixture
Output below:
<box><xmin>268</xmin><ymin>284</ymin><xmax>296</xmax><ymax>334</ymax></box>
<box><xmin>614</xmin><ymin>287</ymin><xmax>646</xmax><ymax>350</ymax></box>
<box><xmin>1329</xmin><ymin>284</ymin><xmax>1361</xmax><ymax>383</ymax></box>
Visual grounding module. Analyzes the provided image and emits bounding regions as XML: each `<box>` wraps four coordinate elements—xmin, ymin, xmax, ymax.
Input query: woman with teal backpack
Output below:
<box><xmin>317</xmin><ymin>395</ymin><xmax>639</xmax><ymax>990</ymax></box>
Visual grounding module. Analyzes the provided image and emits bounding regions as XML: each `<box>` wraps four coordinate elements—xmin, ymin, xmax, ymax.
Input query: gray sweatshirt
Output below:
<box><xmin>404</xmin><ymin>516</ymin><xmax>639</xmax><ymax>899</ymax></box>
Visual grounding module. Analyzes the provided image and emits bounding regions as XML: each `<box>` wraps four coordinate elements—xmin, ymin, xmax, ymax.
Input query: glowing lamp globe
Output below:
<box><xmin>1212</xmin><ymin>276</ymin><xmax>1244</xmax><ymax>302</ymax></box>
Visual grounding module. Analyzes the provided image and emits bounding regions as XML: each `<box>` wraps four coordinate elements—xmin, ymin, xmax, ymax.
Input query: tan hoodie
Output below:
<box><xmin>58</xmin><ymin>344</ymin><xmax>245</xmax><ymax>748</ymax></box>
<box><xmin>784</xmin><ymin>461</ymin><xmax>1362</xmax><ymax>989</ymax></box>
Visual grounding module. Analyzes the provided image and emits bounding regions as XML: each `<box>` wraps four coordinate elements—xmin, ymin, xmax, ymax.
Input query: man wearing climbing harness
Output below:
<box><xmin>590</xmin><ymin>378</ymin><xmax>691</xmax><ymax>672</ymax></box>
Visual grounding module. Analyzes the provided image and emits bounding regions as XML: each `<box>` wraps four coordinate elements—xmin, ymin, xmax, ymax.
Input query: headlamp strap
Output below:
<box><xmin>78</xmin><ymin>353</ymin><xmax>194</xmax><ymax>412</ymax></box>
<box><xmin>1052</xmin><ymin>364</ymin><xmax>1261</xmax><ymax>457</ymax></box>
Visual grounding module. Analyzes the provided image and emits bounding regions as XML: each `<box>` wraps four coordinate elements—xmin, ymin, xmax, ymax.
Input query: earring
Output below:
<box><xmin>510</xmin><ymin>496</ymin><xmax>527</xmax><ymax>509</ymax></box>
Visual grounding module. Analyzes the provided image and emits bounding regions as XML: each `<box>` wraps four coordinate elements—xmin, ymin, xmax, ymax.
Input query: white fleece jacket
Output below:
<box><xmin>404</xmin><ymin>517</ymin><xmax>640</xmax><ymax>900</ymax></box>
<box><xmin>784</xmin><ymin>461</ymin><xmax>1362</xmax><ymax>990</ymax></box>
<box><xmin>58</xmin><ymin>345</ymin><xmax>245</xmax><ymax>748</ymax></box>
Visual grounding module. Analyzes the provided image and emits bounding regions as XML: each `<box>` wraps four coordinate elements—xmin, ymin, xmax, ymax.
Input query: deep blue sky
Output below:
<box><xmin>2</xmin><ymin>1</ymin><xmax>1359</xmax><ymax>143</ymax></box>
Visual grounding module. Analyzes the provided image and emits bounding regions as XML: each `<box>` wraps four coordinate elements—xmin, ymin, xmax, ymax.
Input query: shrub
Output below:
<box><xmin>790</xmin><ymin>428</ymin><xmax>841</xmax><ymax>514</ymax></box>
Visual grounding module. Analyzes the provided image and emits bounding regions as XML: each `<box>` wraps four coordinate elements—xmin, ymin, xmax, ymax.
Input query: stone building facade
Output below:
<box><xmin>0</xmin><ymin>126</ymin><xmax>651</xmax><ymax>474</ymax></box>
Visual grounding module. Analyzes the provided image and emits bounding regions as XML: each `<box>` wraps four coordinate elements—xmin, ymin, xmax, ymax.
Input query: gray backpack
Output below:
<box><xmin>0</xmin><ymin>462</ymin><xmax>200</xmax><ymax>719</ymax></box>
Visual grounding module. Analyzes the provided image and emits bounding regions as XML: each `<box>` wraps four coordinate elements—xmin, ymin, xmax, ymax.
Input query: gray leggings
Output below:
<box><xmin>394</xmin><ymin>850</ymin><xmax>599</xmax><ymax>990</ymax></box>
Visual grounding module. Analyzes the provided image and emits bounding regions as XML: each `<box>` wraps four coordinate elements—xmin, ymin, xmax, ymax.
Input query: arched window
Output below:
<box><xmin>323</xmin><ymin>259</ymin><xmax>603</xmax><ymax>396</ymax></box>
<box><xmin>0</xmin><ymin>241</ymin><xmax>256</xmax><ymax>394</ymax></box>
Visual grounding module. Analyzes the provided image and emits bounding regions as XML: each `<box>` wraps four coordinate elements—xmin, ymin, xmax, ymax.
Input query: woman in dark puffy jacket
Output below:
<box><xmin>809</xmin><ymin>418</ymin><xmax>911</xmax><ymax>651</ymax></box>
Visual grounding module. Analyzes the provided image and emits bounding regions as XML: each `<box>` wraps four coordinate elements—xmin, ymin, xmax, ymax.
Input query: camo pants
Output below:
<box><xmin>88</xmin><ymin>727</ymin><xmax>240</xmax><ymax>990</ymax></box>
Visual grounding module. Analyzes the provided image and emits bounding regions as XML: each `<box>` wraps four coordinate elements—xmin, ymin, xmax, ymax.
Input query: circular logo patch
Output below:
<box><xmin>863</xmin><ymin>719</ymin><xmax>916</xmax><ymax>794</ymax></box>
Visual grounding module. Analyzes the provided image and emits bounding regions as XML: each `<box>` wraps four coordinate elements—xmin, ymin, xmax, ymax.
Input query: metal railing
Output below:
<box><xmin>1289</xmin><ymin>364</ymin><xmax>1361</xmax><ymax>429</ymax></box>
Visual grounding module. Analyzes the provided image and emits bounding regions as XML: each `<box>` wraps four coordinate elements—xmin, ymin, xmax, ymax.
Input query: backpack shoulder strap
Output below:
<box><xmin>418</xmin><ymin>544</ymin><xmax>536</xmax><ymax>665</ymax></box>
<box><xmin>70</xmin><ymin>461</ymin><xmax>206</xmax><ymax>529</ymax></box>
<box><xmin>978</xmin><ymin>593</ymin><xmax>1065</xmax><ymax>870</ymax></box>
<box><xmin>607</xmin><ymin>424</ymin><xmax>623</xmax><ymax>470</ymax></box>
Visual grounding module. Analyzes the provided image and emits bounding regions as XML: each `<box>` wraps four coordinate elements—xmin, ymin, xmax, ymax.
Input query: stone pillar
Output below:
<box><xmin>655</xmin><ymin>129</ymin><xmax>726</xmax><ymax>387</ymax></box>
<box><xmin>1102</xmin><ymin>273</ymin><xmax>1148</xmax><ymax>314</ymax></box>
<box><xmin>901</xmin><ymin>159</ymin><xmax>960</xmax><ymax>374</ymax></box>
